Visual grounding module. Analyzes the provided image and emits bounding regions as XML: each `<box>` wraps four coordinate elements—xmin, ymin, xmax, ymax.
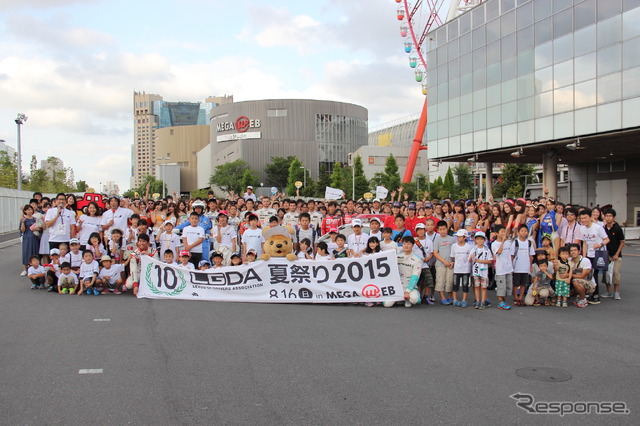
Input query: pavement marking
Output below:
<box><xmin>93</xmin><ymin>318</ymin><xmax>111</xmax><ymax>322</ymax></box>
<box><xmin>78</xmin><ymin>369</ymin><xmax>103</xmax><ymax>374</ymax></box>
<box><xmin>625</xmin><ymin>254</ymin><xmax>640</xmax><ymax>257</ymax></box>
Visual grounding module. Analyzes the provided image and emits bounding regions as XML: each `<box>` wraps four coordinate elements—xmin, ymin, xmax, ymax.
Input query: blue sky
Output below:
<box><xmin>0</xmin><ymin>0</ymin><xmax>428</xmax><ymax>192</ymax></box>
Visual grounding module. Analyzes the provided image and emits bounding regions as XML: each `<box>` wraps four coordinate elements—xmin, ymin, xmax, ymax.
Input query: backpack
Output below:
<box><xmin>514</xmin><ymin>238</ymin><xmax>533</xmax><ymax>264</ymax></box>
<box><xmin>295</xmin><ymin>225</ymin><xmax>316</xmax><ymax>246</ymax></box>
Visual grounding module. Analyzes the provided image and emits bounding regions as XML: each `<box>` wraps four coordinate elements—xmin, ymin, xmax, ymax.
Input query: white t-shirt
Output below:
<box><xmin>79</xmin><ymin>260</ymin><xmax>99</xmax><ymax>280</ymax></box>
<box><xmin>347</xmin><ymin>232</ymin><xmax>370</xmax><ymax>256</ymax></box>
<box><xmin>182</xmin><ymin>225</ymin><xmax>205</xmax><ymax>254</ymax></box>
<box><xmin>45</xmin><ymin>207</ymin><xmax>76</xmax><ymax>243</ymax></box>
<box><xmin>413</xmin><ymin>237</ymin><xmax>434</xmax><ymax>269</ymax></box>
<box><xmin>576</xmin><ymin>223</ymin><xmax>608</xmax><ymax>258</ymax></box>
<box><xmin>58</xmin><ymin>271</ymin><xmax>79</xmax><ymax>286</ymax></box>
<box><xmin>76</xmin><ymin>215</ymin><xmax>103</xmax><ymax>245</ymax></box>
<box><xmin>470</xmin><ymin>246</ymin><xmax>493</xmax><ymax>278</ymax></box>
<box><xmin>178</xmin><ymin>262</ymin><xmax>195</xmax><ymax>270</ymax></box>
<box><xmin>27</xmin><ymin>265</ymin><xmax>46</xmax><ymax>277</ymax></box>
<box><xmin>212</xmin><ymin>225</ymin><xmax>236</xmax><ymax>249</ymax></box>
<box><xmin>571</xmin><ymin>256</ymin><xmax>595</xmax><ymax>285</ymax></box>
<box><xmin>101</xmin><ymin>207</ymin><xmax>133</xmax><ymax>240</ymax></box>
<box><xmin>369</xmin><ymin>230</ymin><xmax>383</xmax><ymax>241</ymax></box>
<box><xmin>242</xmin><ymin>228</ymin><xmax>264</xmax><ymax>256</ymax></box>
<box><xmin>294</xmin><ymin>227</ymin><xmax>316</xmax><ymax>245</ymax></box>
<box><xmin>380</xmin><ymin>240</ymin><xmax>399</xmax><ymax>253</ymax></box>
<box><xmin>451</xmin><ymin>242</ymin><xmax>473</xmax><ymax>274</ymax></box>
<box><xmin>157</xmin><ymin>232</ymin><xmax>181</xmax><ymax>258</ymax></box>
<box><xmin>512</xmin><ymin>238</ymin><xmax>535</xmax><ymax>273</ymax></box>
<box><xmin>256</xmin><ymin>208</ymin><xmax>277</xmax><ymax>228</ymax></box>
<box><xmin>492</xmin><ymin>240</ymin><xmax>514</xmax><ymax>276</ymax></box>
<box><xmin>69</xmin><ymin>250</ymin><xmax>83</xmax><ymax>269</ymax></box>
<box><xmin>98</xmin><ymin>264</ymin><xmax>123</xmax><ymax>284</ymax></box>
<box><xmin>315</xmin><ymin>253</ymin><xmax>331</xmax><ymax>261</ymax></box>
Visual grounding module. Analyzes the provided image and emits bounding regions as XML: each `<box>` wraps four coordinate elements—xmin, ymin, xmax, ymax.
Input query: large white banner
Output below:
<box><xmin>137</xmin><ymin>251</ymin><xmax>404</xmax><ymax>304</ymax></box>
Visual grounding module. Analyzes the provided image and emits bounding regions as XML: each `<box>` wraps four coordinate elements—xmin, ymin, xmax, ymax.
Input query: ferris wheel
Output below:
<box><xmin>395</xmin><ymin>0</ymin><xmax>485</xmax><ymax>95</ymax></box>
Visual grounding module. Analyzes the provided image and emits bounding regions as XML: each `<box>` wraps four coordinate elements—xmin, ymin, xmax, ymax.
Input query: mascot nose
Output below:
<box><xmin>276</xmin><ymin>244</ymin><xmax>283</xmax><ymax>249</ymax></box>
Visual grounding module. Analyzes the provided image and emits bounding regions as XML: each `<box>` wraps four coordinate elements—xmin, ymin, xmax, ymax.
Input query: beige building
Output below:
<box><xmin>155</xmin><ymin>125</ymin><xmax>210</xmax><ymax>192</ymax></box>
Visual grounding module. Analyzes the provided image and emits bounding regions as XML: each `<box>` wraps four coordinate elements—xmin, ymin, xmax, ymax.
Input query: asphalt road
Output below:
<box><xmin>1</xmin><ymin>240</ymin><xmax>639</xmax><ymax>425</ymax></box>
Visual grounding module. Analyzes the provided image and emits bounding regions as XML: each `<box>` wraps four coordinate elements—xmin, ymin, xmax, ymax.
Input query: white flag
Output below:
<box><xmin>325</xmin><ymin>186</ymin><xmax>344</xmax><ymax>200</ymax></box>
<box><xmin>376</xmin><ymin>186</ymin><xmax>389</xmax><ymax>200</ymax></box>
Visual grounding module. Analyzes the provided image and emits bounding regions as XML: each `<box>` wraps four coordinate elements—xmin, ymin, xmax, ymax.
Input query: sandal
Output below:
<box><xmin>544</xmin><ymin>300</ymin><xmax>551</xmax><ymax>306</ymax></box>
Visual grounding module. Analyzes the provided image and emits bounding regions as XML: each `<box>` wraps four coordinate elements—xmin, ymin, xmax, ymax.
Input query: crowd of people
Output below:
<box><xmin>18</xmin><ymin>184</ymin><xmax>626</xmax><ymax>309</ymax></box>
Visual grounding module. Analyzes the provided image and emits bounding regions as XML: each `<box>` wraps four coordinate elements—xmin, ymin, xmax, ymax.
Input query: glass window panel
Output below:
<box><xmin>575</xmin><ymin>79</ymin><xmax>597</xmax><ymax>108</ymax></box>
<box><xmin>574</xmin><ymin>53</ymin><xmax>597</xmax><ymax>83</ymax></box>
<box><xmin>461</xmin><ymin>52</ymin><xmax>473</xmax><ymax>75</ymax></box>
<box><xmin>501</xmin><ymin>10</ymin><xmax>517</xmax><ymax>36</ymax></box>
<box><xmin>535</xmin><ymin>116</ymin><xmax>554</xmax><ymax>141</ymax></box>
<box><xmin>438</xmin><ymin>99</ymin><xmax>448</xmax><ymax>118</ymax></box>
<box><xmin>473</xmin><ymin>88</ymin><xmax>487</xmax><ymax>110</ymax></box>
<box><xmin>623</xmin><ymin>98</ymin><xmax>640</xmax><ymax>128</ymax></box>
<box><xmin>518</xmin><ymin>49</ymin><xmax>535</xmax><ymax>75</ymax></box>
<box><xmin>554</xmin><ymin>8</ymin><xmax>573</xmax><ymax>38</ymax></box>
<box><xmin>518</xmin><ymin>120</ymin><xmax>535</xmax><ymax>145</ymax></box>
<box><xmin>535</xmin><ymin>17</ymin><xmax>553</xmax><ymax>45</ymax></box>
<box><xmin>438</xmin><ymin>46</ymin><xmax>448</xmax><ymax>64</ymax></box>
<box><xmin>474</xmin><ymin>130</ymin><xmax>487</xmax><ymax>150</ymax></box>
<box><xmin>449</xmin><ymin>116</ymin><xmax>461</xmax><ymax>136</ymax></box>
<box><xmin>460</xmin><ymin>114</ymin><xmax>473</xmax><ymax>135</ymax></box>
<box><xmin>598</xmin><ymin>0</ymin><xmax>622</xmax><ymax>21</ymax></box>
<box><xmin>535</xmin><ymin>41</ymin><xmax>553</xmax><ymax>69</ymax></box>
<box><xmin>575</xmin><ymin>107</ymin><xmax>597</xmax><ymax>135</ymax></box>
<box><xmin>438</xmin><ymin>119</ymin><xmax>449</xmax><ymax>139</ymax></box>
<box><xmin>624</xmin><ymin>7</ymin><xmax>640</xmax><ymax>39</ymax></box>
<box><xmin>518</xmin><ymin>25</ymin><xmax>534</xmax><ymax>52</ymax></box>
<box><xmin>624</xmin><ymin>0</ymin><xmax>640</xmax><ymax>12</ymax></box>
<box><xmin>436</xmin><ymin>27</ymin><xmax>447</xmax><ymax>47</ymax></box>
<box><xmin>448</xmin><ymin>19</ymin><xmax>460</xmax><ymax>41</ymax></box>
<box><xmin>474</xmin><ymin>109</ymin><xmax>487</xmax><ymax>131</ymax></box>
<box><xmin>473</xmin><ymin>27</ymin><xmax>486</xmax><ymax>49</ymax></box>
<box><xmin>428</xmin><ymin>86</ymin><xmax>438</xmax><ymax>104</ymax></box>
<box><xmin>554</xmin><ymin>0</ymin><xmax>572</xmax><ymax>12</ymax></box>
<box><xmin>576</xmin><ymin>30</ymin><xmax>598</xmax><ymax>60</ymax></box>
<box><xmin>438</xmin><ymin>63</ymin><xmax>449</xmax><ymax>82</ymax></box>
<box><xmin>461</xmin><ymin>73</ymin><xmax>473</xmax><ymax>95</ymax></box>
<box><xmin>428</xmin><ymin>50</ymin><xmax>437</xmax><ymax>67</ymax></box>
<box><xmin>427</xmin><ymin>69</ymin><xmax>438</xmax><ymax>86</ymax></box>
<box><xmin>487</xmin><ymin>127</ymin><xmax>502</xmax><ymax>149</ymax></box>
<box><xmin>518</xmin><ymin>73</ymin><xmax>535</xmax><ymax>98</ymax></box>
<box><xmin>518</xmin><ymin>97</ymin><xmax>535</xmax><ymax>121</ymax></box>
<box><xmin>487</xmin><ymin>62</ymin><xmax>502</xmax><ymax>86</ymax></box>
<box><xmin>502</xmin><ymin>32</ymin><xmax>517</xmax><ymax>58</ymax></box>
<box><xmin>487</xmin><ymin>40</ymin><xmax>501</xmax><ymax>65</ymax></box>
<box><xmin>449</xmin><ymin>57</ymin><xmax>460</xmax><ymax>79</ymax></box>
<box><xmin>623</xmin><ymin>66</ymin><xmax>640</xmax><ymax>97</ymax></box>
<box><xmin>502</xmin><ymin>0</ymin><xmax>516</xmax><ymax>13</ymax></box>
<box><xmin>449</xmin><ymin>97</ymin><xmax>461</xmax><ymax>116</ymax></box>
<box><xmin>461</xmin><ymin>93</ymin><xmax>473</xmax><ymax>114</ymax></box>
<box><xmin>460</xmin><ymin>10</ymin><xmax>472</xmax><ymax>33</ymax></box>
<box><xmin>487</xmin><ymin>84</ymin><xmax>502</xmax><ymax>107</ymax></box>
<box><xmin>502</xmin><ymin>55</ymin><xmax>517</xmax><ymax>81</ymax></box>
<box><xmin>535</xmin><ymin>91</ymin><xmax>554</xmax><ymax>117</ymax></box>
<box><xmin>428</xmin><ymin>104</ymin><xmax>439</xmax><ymax>122</ymax></box>
<box><xmin>554</xmin><ymin>60</ymin><xmax>573</xmax><ymax>89</ymax></box>
<box><xmin>473</xmin><ymin>46</ymin><xmax>486</xmax><ymax>68</ymax></box>
<box><xmin>461</xmin><ymin>132</ymin><xmax>473</xmax><ymax>151</ymax></box>
<box><xmin>575</xmin><ymin>0</ymin><xmax>597</xmax><ymax>30</ymax></box>
<box><xmin>427</xmin><ymin>122</ymin><xmax>438</xmax><ymax>140</ymax></box>
<box><xmin>502</xmin><ymin>123</ymin><xmax>518</xmax><ymax>146</ymax></box>
<box><xmin>598</xmin><ymin>44</ymin><xmax>622</xmax><ymax>76</ymax></box>
<box><xmin>438</xmin><ymin>139</ymin><xmax>448</xmax><ymax>157</ymax></box>
<box><xmin>554</xmin><ymin>33</ymin><xmax>574</xmax><ymax>63</ymax></box>
<box><xmin>473</xmin><ymin>68</ymin><xmax>487</xmax><ymax>90</ymax></box>
<box><xmin>535</xmin><ymin>0</ymin><xmax>553</xmax><ymax>21</ymax></box>
<box><xmin>597</xmin><ymin>102</ymin><xmax>621</xmax><ymax>132</ymax></box>
<box><xmin>487</xmin><ymin>19</ymin><xmax>501</xmax><ymax>44</ymax></box>
<box><xmin>450</xmin><ymin>77</ymin><xmax>461</xmax><ymax>97</ymax></box>
<box><xmin>517</xmin><ymin>1</ymin><xmax>533</xmax><ymax>29</ymax></box>
<box><xmin>503</xmin><ymin>78</ymin><xmax>518</xmax><ymax>102</ymax></box>
<box><xmin>460</xmin><ymin>31</ymin><xmax>472</xmax><ymax>55</ymax></box>
<box><xmin>554</xmin><ymin>111</ymin><xmax>574</xmax><ymax>139</ymax></box>
<box><xmin>487</xmin><ymin>0</ymin><xmax>500</xmax><ymax>21</ymax></box>
<box><xmin>598</xmin><ymin>72</ymin><xmax>622</xmax><ymax>103</ymax></box>
<box><xmin>502</xmin><ymin>101</ymin><xmax>518</xmax><ymax>124</ymax></box>
<box><xmin>448</xmin><ymin>40</ymin><xmax>459</xmax><ymax>61</ymax></box>
<box><xmin>598</xmin><ymin>16</ymin><xmax>622</xmax><ymax>48</ymax></box>
<box><xmin>449</xmin><ymin>136</ymin><xmax>461</xmax><ymax>155</ymax></box>
<box><xmin>473</xmin><ymin>4</ymin><xmax>486</xmax><ymax>28</ymax></box>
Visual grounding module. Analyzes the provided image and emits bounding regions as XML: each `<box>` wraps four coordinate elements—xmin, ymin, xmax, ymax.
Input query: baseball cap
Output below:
<box><xmin>211</xmin><ymin>251</ymin><xmax>223</xmax><ymax>258</ymax></box>
<box><xmin>408</xmin><ymin>203</ymin><xmax>417</xmax><ymax>210</ymax></box>
<box><xmin>50</xmin><ymin>248</ymin><xmax>60</xmax><ymax>256</ymax></box>
<box><xmin>369</xmin><ymin>217</ymin><xmax>381</xmax><ymax>224</ymax></box>
<box><xmin>541</xmin><ymin>233</ymin><xmax>552</xmax><ymax>241</ymax></box>
<box><xmin>179</xmin><ymin>250</ymin><xmax>190</xmax><ymax>257</ymax></box>
<box><xmin>351</xmin><ymin>218</ymin><xmax>362</xmax><ymax>227</ymax></box>
<box><xmin>217</xmin><ymin>210</ymin><xmax>228</xmax><ymax>217</ymax></box>
<box><xmin>163</xmin><ymin>220</ymin><xmax>175</xmax><ymax>227</ymax></box>
<box><xmin>198</xmin><ymin>259</ymin><xmax>211</xmax><ymax>267</ymax></box>
<box><xmin>247</xmin><ymin>185</ymin><xmax>253</xmax><ymax>190</ymax></box>
<box><xmin>329</xmin><ymin>227</ymin><xmax>339</xmax><ymax>233</ymax></box>
<box><xmin>69</xmin><ymin>238</ymin><xmax>80</xmax><ymax>245</ymax></box>
<box><xmin>455</xmin><ymin>229</ymin><xmax>469</xmax><ymax>238</ymax></box>
<box><xmin>246</xmin><ymin>249</ymin><xmax>257</xmax><ymax>256</ymax></box>
<box><xmin>100</xmin><ymin>255</ymin><xmax>112</xmax><ymax>262</ymax></box>
<box><xmin>474</xmin><ymin>231</ymin><xmax>487</xmax><ymax>239</ymax></box>
<box><xmin>535</xmin><ymin>248</ymin><xmax>548</xmax><ymax>255</ymax></box>
<box><xmin>373</xmin><ymin>198</ymin><xmax>381</xmax><ymax>203</ymax></box>
<box><xmin>415</xmin><ymin>223</ymin><xmax>426</xmax><ymax>230</ymax></box>
<box><xmin>424</xmin><ymin>203</ymin><xmax>433</xmax><ymax>209</ymax></box>
<box><xmin>392</xmin><ymin>202</ymin><xmax>401</xmax><ymax>208</ymax></box>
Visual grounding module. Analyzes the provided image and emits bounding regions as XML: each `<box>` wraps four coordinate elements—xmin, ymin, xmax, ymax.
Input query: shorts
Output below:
<box><xmin>30</xmin><ymin>276</ymin><xmax>45</xmax><ymax>285</ymax></box>
<box><xmin>58</xmin><ymin>277</ymin><xmax>76</xmax><ymax>290</ymax></box>
<box><xmin>453</xmin><ymin>273</ymin><xmax>470</xmax><ymax>293</ymax></box>
<box><xmin>495</xmin><ymin>273</ymin><xmax>513</xmax><ymax>298</ymax></box>
<box><xmin>435</xmin><ymin>266</ymin><xmax>454</xmax><ymax>292</ymax></box>
<box><xmin>473</xmin><ymin>276</ymin><xmax>488</xmax><ymax>288</ymax></box>
<box><xmin>555</xmin><ymin>279</ymin><xmax>570</xmax><ymax>297</ymax></box>
<box><xmin>513</xmin><ymin>273</ymin><xmax>530</xmax><ymax>287</ymax></box>
<box><xmin>572</xmin><ymin>278</ymin><xmax>595</xmax><ymax>295</ymax></box>
<box><xmin>610</xmin><ymin>257</ymin><xmax>622</xmax><ymax>286</ymax></box>
<box><xmin>418</xmin><ymin>269</ymin><xmax>434</xmax><ymax>289</ymax></box>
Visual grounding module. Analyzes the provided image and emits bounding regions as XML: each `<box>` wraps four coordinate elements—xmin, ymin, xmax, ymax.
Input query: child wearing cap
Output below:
<box><xmin>198</xmin><ymin>259</ymin><xmax>212</xmax><ymax>270</ymax></box>
<box><xmin>78</xmin><ymin>250</ymin><xmax>100</xmax><ymax>295</ymax></box>
<box><xmin>45</xmin><ymin>248</ymin><xmax>62</xmax><ymax>292</ymax></box>
<box><xmin>178</xmin><ymin>250</ymin><xmax>195</xmax><ymax>270</ymax></box>
<box><xmin>211</xmin><ymin>251</ymin><xmax>224</xmax><ymax>268</ymax></box>
<box><xmin>413</xmin><ymin>223</ymin><xmax>435</xmax><ymax>304</ymax></box>
<box><xmin>368</xmin><ymin>217</ymin><xmax>383</xmax><ymax>241</ymax></box>
<box><xmin>156</xmin><ymin>220</ymin><xmax>181</xmax><ymax>260</ymax></box>
<box><xmin>491</xmin><ymin>225</ymin><xmax>513</xmax><ymax>310</ymax></box>
<box><xmin>57</xmin><ymin>262</ymin><xmax>79</xmax><ymax>294</ymax></box>
<box><xmin>469</xmin><ymin>231</ymin><xmax>493</xmax><ymax>310</ymax></box>
<box><xmin>68</xmin><ymin>239</ymin><xmax>83</xmax><ymax>275</ymax></box>
<box><xmin>347</xmin><ymin>219</ymin><xmax>369</xmax><ymax>258</ymax></box>
<box><xmin>450</xmin><ymin>229</ymin><xmax>473</xmax><ymax>307</ymax></box>
<box><xmin>230</xmin><ymin>253</ymin><xmax>242</xmax><ymax>266</ymax></box>
<box><xmin>96</xmin><ymin>255</ymin><xmax>125</xmax><ymax>294</ymax></box>
<box><xmin>244</xmin><ymin>249</ymin><xmax>258</xmax><ymax>264</ymax></box>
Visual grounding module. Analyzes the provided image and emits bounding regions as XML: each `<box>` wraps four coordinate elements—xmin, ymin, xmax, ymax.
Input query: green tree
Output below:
<box><xmin>135</xmin><ymin>175</ymin><xmax>166</xmax><ymax>199</ymax></box>
<box><xmin>442</xmin><ymin>167</ymin><xmax>456</xmax><ymax>198</ymax></box>
<box><xmin>330</xmin><ymin>162</ymin><xmax>345</xmax><ymax>191</ymax></box>
<box><xmin>382</xmin><ymin>154</ymin><xmax>401</xmax><ymax>192</ymax></box>
<box><xmin>453</xmin><ymin>164</ymin><xmax>474</xmax><ymax>199</ymax></box>
<box><xmin>241</xmin><ymin>168</ymin><xmax>259</xmax><ymax>192</ymax></box>
<box><xmin>264</xmin><ymin>156</ymin><xmax>296</xmax><ymax>190</ymax></box>
<box><xmin>314</xmin><ymin>164</ymin><xmax>332</xmax><ymax>198</ymax></box>
<box><xmin>0</xmin><ymin>151</ymin><xmax>18</xmax><ymax>189</ymax></box>
<box><xmin>286</xmin><ymin>158</ymin><xmax>304</xmax><ymax>196</ymax></box>
<box><xmin>209</xmin><ymin>160</ymin><xmax>253</xmax><ymax>194</ymax></box>
<box><xmin>352</xmin><ymin>155</ymin><xmax>369</xmax><ymax>200</ymax></box>
<box><xmin>76</xmin><ymin>180</ymin><xmax>88</xmax><ymax>192</ymax></box>
<box><xmin>493</xmin><ymin>163</ymin><xmax>535</xmax><ymax>199</ymax></box>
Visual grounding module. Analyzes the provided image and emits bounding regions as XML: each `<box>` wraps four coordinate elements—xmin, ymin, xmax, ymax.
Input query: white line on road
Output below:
<box><xmin>78</xmin><ymin>369</ymin><xmax>103</xmax><ymax>374</ymax></box>
<box><xmin>93</xmin><ymin>319</ymin><xmax>111</xmax><ymax>322</ymax></box>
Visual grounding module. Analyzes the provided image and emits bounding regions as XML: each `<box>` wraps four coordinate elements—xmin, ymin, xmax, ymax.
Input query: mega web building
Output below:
<box><xmin>423</xmin><ymin>0</ymin><xmax>640</xmax><ymax>225</ymax></box>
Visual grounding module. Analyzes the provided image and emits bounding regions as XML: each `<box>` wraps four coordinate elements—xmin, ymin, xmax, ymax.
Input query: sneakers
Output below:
<box><xmin>37</xmin><ymin>285</ymin><xmax>44</xmax><ymax>290</ymax></box>
<box><xmin>461</xmin><ymin>300</ymin><xmax>468</xmax><ymax>308</ymax></box>
<box><xmin>114</xmin><ymin>290</ymin><xmax>122</xmax><ymax>295</ymax></box>
<box><xmin>601</xmin><ymin>292</ymin><xmax>612</xmax><ymax>298</ymax></box>
<box><xmin>61</xmin><ymin>288</ymin><xmax>69</xmax><ymax>294</ymax></box>
<box><xmin>562</xmin><ymin>301</ymin><xmax>568</xmax><ymax>308</ymax></box>
<box><xmin>498</xmin><ymin>302</ymin><xmax>511</xmax><ymax>310</ymax></box>
<box><xmin>614</xmin><ymin>292</ymin><xmax>621</xmax><ymax>300</ymax></box>
<box><xmin>484</xmin><ymin>299</ymin><xmax>491</xmax><ymax>306</ymax></box>
<box><xmin>474</xmin><ymin>301</ymin><xmax>480</xmax><ymax>309</ymax></box>
<box><xmin>425</xmin><ymin>298</ymin><xmax>435</xmax><ymax>305</ymax></box>
<box><xmin>404</xmin><ymin>300</ymin><xmax>412</xmax><ymax>308</ymax></box>
<box><xmin>365</xmin><ymin>302</ymin><xmax>375</xmax><ymax>307</ymax></box>
<box><xmin>440</xmin><ymin>299</ymin><xmax>452</xmax><ymax>305</ymax></box>
<box><xmin>92</xmin><ymin>288</ymin><xmax>100</xmax><ymax>295</ymax></box>
<box><xmin>47</xmin><ymin>286</ymin><xmax>55</xmax><ymax>292</ymax></box>
<box><xmin>102</xmin><ymin>289</ymin><xmax>110</xmax><ymax>295</ymax></box>
<box><xmin>31</xmin><ymin>284</ymin><xmax>37</xmax><ymax>289</ymax></box>
<box><xmin>555</xmin><ymin>300</ymin><xmax>562</xmax><ymax>307</ymax></box>
<box><xmin>576</xmin><ymin>298</ymin><xmax>588</xmax><ymax>308</ymax></box>
<box><xmin>20</xmin><ymin>271</ymin><xmax>27</xmax><ymax>276</ymax></box>
<box><xmin>588</xmin><ymin>295</ymin><xmax>601</xmax><ymax>305</ymax></box>
<box><xmin>478</xmin><ymin>302</ymin><xmax>486</xmax><ymax>310</ymax></box>
<box><xmin>453</xmin><ymin>300</ymin><xmax>461</xmax><ymax>307</ymax></box>
<box><xmin>69</xmin><ymin>289</ymin><xmax>76</xmax><ymax>295</ymax></box>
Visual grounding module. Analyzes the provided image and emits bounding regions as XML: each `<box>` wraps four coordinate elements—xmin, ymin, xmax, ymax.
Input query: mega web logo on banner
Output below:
<box><xmin>137</xmin><ymin>251</ymin><xmax>404</xmax><ymax>304</ymax></box>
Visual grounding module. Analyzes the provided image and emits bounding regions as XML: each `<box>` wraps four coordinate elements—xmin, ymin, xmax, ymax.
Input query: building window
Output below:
<box><xmin>597</xmin><ymin>160</ymin><xmax>626</xmax><ymax>173</ymax></box>
<box><xmin>267</xmin><ymin>108</ymin><xmax>288</xmax><ymax>117</ymax></box>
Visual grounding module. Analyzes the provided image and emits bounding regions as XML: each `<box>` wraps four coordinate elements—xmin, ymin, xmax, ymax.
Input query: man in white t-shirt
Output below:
<box><xmin>101</xmin><ymin>196</ymin><xmax>134</xmax><ymax>241</ymax></box>
<box><xmin>44</xmin><ymin>193</ymin><xmax>77</xmax><ymax>251</ymax></box>
<box><xmin>576</xmin><ymin>208</ymin><xmax>610</xmax><ymax>304</ymax></box>
<box><xmin>256</xmin><ymin>197</ymin><xmax>277</xmax><ymax>228</ymax></box>
<box><xmin>347</xmin><ymin>219</ymin><xmax>369</xmax><ymax>257</ymax></box>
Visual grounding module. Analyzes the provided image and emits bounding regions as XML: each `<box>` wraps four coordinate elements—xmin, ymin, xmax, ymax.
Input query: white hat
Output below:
<box><xmin>192</xmin><ymin>200</ymin><xmax>206</xmax><ymax>208</ymax></box>
<box><xmin>455</xmin><ymin>229</ymin><xmax>469</xmax><ymax>238</ymax></box>
<box><xmin>474</xmin><ymin>231</ymin><xmax>487</xmax><ymax>239</ymax></box>
<box><xmin>69</xmin><ymin>238</ymin><xmax>80</xmax><ymax>245</ymax></box>
<box><xmin>351</xmin><ymin>218</ymin><xmax>362</xmax><ymax>227</ymax></box>
<box><xmin>369</xmin><ymin>217</ymin><xmax>381</xmax><ymax>224</ymax></box>
<box><xmin>415</xmin><ymin>223</ymin><xmax>426</xmax><ymax>230</ymax></box>
<box><xmin>373</xmin><ymin>198</ymin><xmax>381</xmax><ymax>203</ymax></box>
<box><xmin>247</xmin><ymin>185</ymin><xmax>253</xmax><ymax>190</ymax></box>
<box><xmin>49</xmin><ymin>248</ymin><xmax>60</xmax><ymax>255</ymax></box>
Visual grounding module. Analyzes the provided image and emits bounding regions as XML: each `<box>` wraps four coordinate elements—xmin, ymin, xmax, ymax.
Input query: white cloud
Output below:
<box><xmin>0</xmin><ymin>0</ymin><xmax>99</xmax><ymax>12</ymax></box>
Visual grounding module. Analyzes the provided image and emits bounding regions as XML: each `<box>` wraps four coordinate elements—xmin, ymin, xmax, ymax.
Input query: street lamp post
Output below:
<box><xmin>15</xmin><ymin>113</ymin><xmax>28</xmax><ymax>190</ymax></box>
<box><xmin>157</xmin><ymin>155</ymin><xmax>170</xmax><ymax>198</ymax></box>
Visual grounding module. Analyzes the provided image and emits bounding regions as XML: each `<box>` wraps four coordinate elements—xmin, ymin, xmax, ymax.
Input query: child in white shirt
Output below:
<box><xmin>469</xmin><ymin>231</ymin><xmax>493</xmax><ymax>310</ymax></box>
